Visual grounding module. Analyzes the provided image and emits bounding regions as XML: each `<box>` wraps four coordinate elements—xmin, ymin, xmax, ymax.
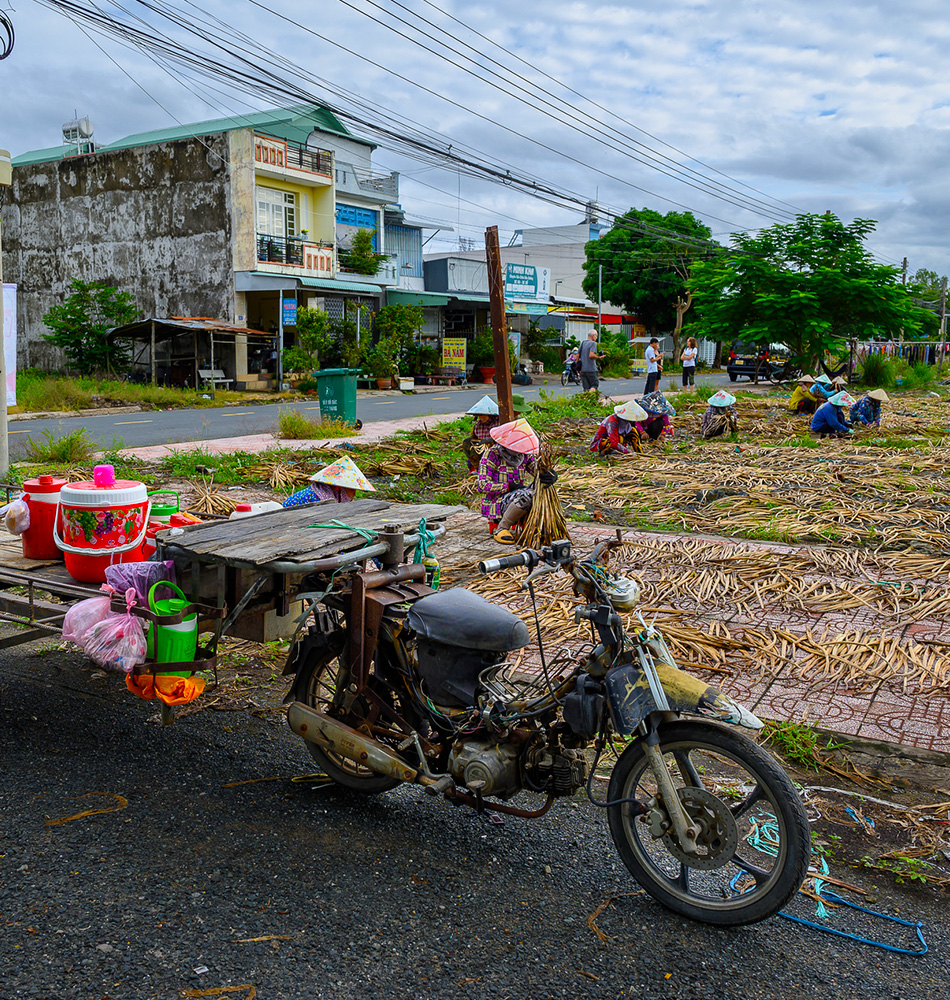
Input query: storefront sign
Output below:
<box><xmin>281</xmin><ymin>297</ymin><xmax>298</xmax><ymax>327</ymax></box>
<box><xmin>504</xmin><ymin>263</ymin><xmax>550</xmax><ymax>301</ymax></box>
<box><xmin>442</xmin><ymin>337</ymin><xmax>467</xmax><ymax>369</ymax></box>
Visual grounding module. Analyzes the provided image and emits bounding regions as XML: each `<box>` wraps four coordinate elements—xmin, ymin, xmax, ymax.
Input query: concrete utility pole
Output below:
<box><xmin>0</xmin><ymin>148</ymin><xmax>11</xmax><ymax>478</ymax></box>
<box><xmin>485</xmin><ymin>226</ymin><xmax>513</xmax><ymax>423</ymax></box>
<box><xmin>939</xmin><ymin>277</ymin><xmax>947</xmax><ymax>375</ymax></box>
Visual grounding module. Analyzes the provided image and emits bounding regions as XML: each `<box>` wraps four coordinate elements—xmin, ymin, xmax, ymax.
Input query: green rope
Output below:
<box><xmin>307</xmin><ymin>519</ymin><xmax>379</xmax><ymax>543</ymax></box>
<box><xmin>413</xmin><ymin>517</ymin><xmax>436</xmax><ymax>563</ymax></box>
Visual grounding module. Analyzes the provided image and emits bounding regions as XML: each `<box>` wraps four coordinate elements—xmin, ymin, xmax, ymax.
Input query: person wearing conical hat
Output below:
<box><xmin>850</xmin><ymin>387</ymin><xmax>889</xmax><ymax>428</ymax></box>
<box><xmin>788</xmin><ymin>374</ymin><xmax>819</xmax><ymax>414</ymax></box>
<box><xmin>462</xmin><ymin>395</ymin><xmax>529</xmax><ymax>471</ymax></box>
<box><xmin>701</xmin><ymin>390</ymin><xmax>739</xmax><ymax>440</ymax></box>
<box><xmin>590</xmin><ymin>400</ymin><xmax>648</xmax><ymax>456</ymax></box>
<box><xmin>810</xmin><ymin>390</ymin><xmax>857</xmax><ymax>439</ymax></box>
<box><xmin>635</xmin><ymin>390</ymin><xmax>676</xmax><ymax>442</ymax></box>
<box><xmin>477</xmin><ymin>417</ymin><xmax>552</xmax><ymax>544</ymax></box>
<box><xmin>281</xmin><ymin>456</ymin><xmax>376</xmax><ymax>507</ymax></box>
<box><xmin>812</xmin><ymin>373</ymin><xmax>836</xmax><ymax>402</ymax></box>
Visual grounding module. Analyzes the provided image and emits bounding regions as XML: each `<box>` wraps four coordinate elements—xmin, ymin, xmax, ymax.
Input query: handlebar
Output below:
<box><xmin>478</xmin><ymin>550</ymin><xmax>539</xmax><ymax>575</ymax></box>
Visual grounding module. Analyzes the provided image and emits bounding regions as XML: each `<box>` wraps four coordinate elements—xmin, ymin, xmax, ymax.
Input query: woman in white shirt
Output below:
<box><xmin>681</xmin><ymin>337</ymin><xmax>698</xmax><ymax>387</ymax></box>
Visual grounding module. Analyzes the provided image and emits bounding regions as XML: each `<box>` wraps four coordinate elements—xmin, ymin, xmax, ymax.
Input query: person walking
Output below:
<box><xmin>578</xmin><ymin>330</ymin><xmax>604</xmax><ymax>393</ymax></box>
<box><xmin>681</xmin><ymin>337</ymin><xmax>698</xmax><ymax>387</ymax></box>
<box><xmin>644</xmin><ymin>337</ymin><xmax>663</xmax><ymax>394</ymax></box>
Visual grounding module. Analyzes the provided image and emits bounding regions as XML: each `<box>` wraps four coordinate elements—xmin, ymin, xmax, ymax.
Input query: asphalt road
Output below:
<box><xmin>8</xmin><ymin>371</ymin><xmax>735</xmax><ymax>457</ymax></box>
<box><xmin>0</xmin><ymin>644</ymin><xmax>947</xmax><ymax>1000</ymax></box>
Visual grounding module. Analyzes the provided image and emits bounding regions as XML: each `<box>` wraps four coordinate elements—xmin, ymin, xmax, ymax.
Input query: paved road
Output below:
<box><xmin>0</xmin><ymin>645</ymin><xmax>945</xmax><ymax>1000</ymax></box>
<box><xmin>9</xmin><ymin>371</ymin><xmax>735</xmax><ymax>457</ymax></box>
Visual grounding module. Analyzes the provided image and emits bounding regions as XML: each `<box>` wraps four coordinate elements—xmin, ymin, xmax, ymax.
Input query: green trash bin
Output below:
<box><xmin>313</xmin><ymin>368</ymin><xmax>361</xmax><ymax>426</ymax></box>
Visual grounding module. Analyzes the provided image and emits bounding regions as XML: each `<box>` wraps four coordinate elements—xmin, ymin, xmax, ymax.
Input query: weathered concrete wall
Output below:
<box><xmin>1</xmin><ymin>134</ymin><xmax>235</xmax><ymax>370</ymax></box>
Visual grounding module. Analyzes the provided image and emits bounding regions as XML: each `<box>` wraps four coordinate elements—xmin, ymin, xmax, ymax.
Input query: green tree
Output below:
<box><xmin>690</xmin><ymin>214</ymin><xmax>929</xmax><ymax>369</ymax></box>
<box><xmin>583</xmin><ymin>208</ymin><xmax>714</xmax><ymax>359</ymax></box>
<box><xmin>907</xmin><ymin>267</ymin><xmax>945</xmax><ymax>337</ymax></box>
<box><xmin>339</xmin><ymin>228</ymin><xmax>384</xmax><ymax>275</ymax></box>
<box><xmin>283</xmin><ymin>306</ymin><xmax>332</xmax><ymax>372</ymax></box>
<box><xmin>42</xmin><ymin>279</ymin><xmax>139</xmax><ymax>376</ymax></box>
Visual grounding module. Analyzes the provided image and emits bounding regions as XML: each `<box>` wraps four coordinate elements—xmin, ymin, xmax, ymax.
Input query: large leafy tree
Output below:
<box><xmin>42</xmin><ymin>279</ymin><xmax>139</xmax><ymax>376</ymax></box>
<box><xmin>582</xmin><ymin>208</ymin><xmax>714</xmax><ymax>358</ymax></box>
<box><xmin>689</xmin><ymin>214</ymin><xmax>928</xmax><ymax>367</ymax></box>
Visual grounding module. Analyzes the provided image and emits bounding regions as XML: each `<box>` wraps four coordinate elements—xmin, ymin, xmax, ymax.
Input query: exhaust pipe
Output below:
<box><xmin>287</xmin><ymin>702</ymin><xmax>419</xmax><ymax>784</ymax></box>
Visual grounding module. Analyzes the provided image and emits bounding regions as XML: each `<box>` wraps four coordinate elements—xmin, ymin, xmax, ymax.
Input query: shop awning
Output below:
<box><xmin>299</xmin><ymin>277</ymin><xmax>384</xmax><ymax>295</ymax></box>
<box><xmin>386</xmin><ymin>289</ymin><xmax>450</xmax><ymax>307</ymax></box>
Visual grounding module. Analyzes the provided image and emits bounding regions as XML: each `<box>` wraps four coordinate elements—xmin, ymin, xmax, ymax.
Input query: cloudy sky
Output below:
<box><xmin>3</xmin><ymin>0</ymin><xmax>949</xmax><ymax>275</ymax></box>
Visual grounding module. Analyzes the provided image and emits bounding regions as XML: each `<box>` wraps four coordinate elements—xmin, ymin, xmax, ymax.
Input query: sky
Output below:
<box><xmin>2</xmin><ymin>0</ymin><xmax>950</xmax><ymax>275</ymax></box>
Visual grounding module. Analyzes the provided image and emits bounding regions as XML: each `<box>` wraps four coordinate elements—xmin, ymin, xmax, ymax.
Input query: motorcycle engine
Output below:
<box><xmin>524</xmin><ymin>745</ymin><xmax>589</xmax><ymax>796</ymax></box>
<box><xmin>448</xmin><ymin>740</ymin><xmax>521</xmax><ymax>799</ymax></box>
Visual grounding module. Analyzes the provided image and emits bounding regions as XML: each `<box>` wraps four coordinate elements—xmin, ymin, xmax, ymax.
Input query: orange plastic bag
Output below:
<box><xmin>126</xmin><ymin>672</ymin><xmax>205</xmax><ymax>706</ymax></box>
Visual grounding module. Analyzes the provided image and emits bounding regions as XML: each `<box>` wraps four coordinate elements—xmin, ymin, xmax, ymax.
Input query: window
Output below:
<box><xmin>256</xmin><ymin>187</ymin><xmax>296</xmax><ymax>238</ymax></box>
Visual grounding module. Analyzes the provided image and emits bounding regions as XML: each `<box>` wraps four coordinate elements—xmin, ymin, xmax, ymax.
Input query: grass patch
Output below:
<box><xmin>277</xmin><ymin>410</ymin><xmax>359</xmax><ymax>440</ymax></box>
<box><xmin>24</xmin><ymin>428</ymin><xmax>96</xmax><ymax>463</ymax></box>
<box><xmin>761</xmin><ymin>719</ymin><xmax>846</xmax><ymax>771</ymax></box>
<box><xmin>156</xmin><ymin>447</ymin><xmax>259</xmax><ymax>485</ymax></box>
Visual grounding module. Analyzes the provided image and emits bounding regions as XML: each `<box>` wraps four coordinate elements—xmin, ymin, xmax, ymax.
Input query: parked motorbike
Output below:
<box><xmin>561</xmin><ymin>358</ymin><xmax>581</xmax><ymax>386</ymax></box>
<box><xmin>767</xmin><ymin>359</ymin><xmax>803</xmax><ymax>384</ymax></box>
<box><xmin>284</xmin><ymin>532</ymin><xmax>810</xmax><ymax>926</ymax></box>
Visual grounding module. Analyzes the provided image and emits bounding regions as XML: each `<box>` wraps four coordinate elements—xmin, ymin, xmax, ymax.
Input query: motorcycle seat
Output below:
<box><xmin>407</xmin><ymin>588</ymin><xmax>530</xmax><ymax>652</ymax></box>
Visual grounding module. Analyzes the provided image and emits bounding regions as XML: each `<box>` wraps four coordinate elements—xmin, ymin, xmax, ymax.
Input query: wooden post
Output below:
<box><xmin>485</xmin><ymin>226</ymin><xmax>513</xmax><ymax>423</ymax></box>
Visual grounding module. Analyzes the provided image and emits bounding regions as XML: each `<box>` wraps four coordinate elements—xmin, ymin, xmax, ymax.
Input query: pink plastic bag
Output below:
<box><xmin>80</xmin><ymin>589</ymin><xmax>147</xmax><ymax>673</ymax></box>
<box><xmin>62</xmin><ymin>586</ymin><xmax>115</xmax><ymax>645</ymax></box>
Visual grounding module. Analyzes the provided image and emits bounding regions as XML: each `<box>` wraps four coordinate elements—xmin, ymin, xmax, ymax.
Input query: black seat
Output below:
<box><xmin>407</xmin><ymin>588</ymin><xmax>530</xmax><ymax>652</ymax></box>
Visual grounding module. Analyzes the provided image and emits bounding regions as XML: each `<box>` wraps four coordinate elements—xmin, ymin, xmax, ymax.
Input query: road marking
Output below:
<box><xmin>306</xmin><ymin>406</ymin><xmax>320</xmax><ymax>410</ymax></box>
<box><xmin>430</xmin><ymin>395</ymin><xmax>450</xmax><ymax>400</ymax></box>
<box><xmin>373</xmin><ymin>400</ymin><xmax>395</xmax><ymax>405</ymax></box>
<box><xmin>114</xmin><ymin>419</ymin><xmax>153</xmax><ymax>425</ymax></box>
<box><xmin>222</xmin><ymin>411</ymin><xmax>254</xmax><ymax>416</ymax></box>
<box><xmin>9</xmin><ymin>429</ymin><xmax>31</xmax><ymax>434</ymax></box>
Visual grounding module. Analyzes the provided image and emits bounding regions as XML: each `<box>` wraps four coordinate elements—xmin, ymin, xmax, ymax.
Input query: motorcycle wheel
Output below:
<box><xmin>296</xmin><ymin>644</ymin><xmax>400</xmax><ymax>794</ymax></box>
<box><xmin>560</xmin><ymin>372</ymin><xmax>568</xmax><ymax>386</ymax></box>
<box><xmin>606</xmin><ymin>720</ymin><xmax>809</xmax><ymax>926</ymax></box>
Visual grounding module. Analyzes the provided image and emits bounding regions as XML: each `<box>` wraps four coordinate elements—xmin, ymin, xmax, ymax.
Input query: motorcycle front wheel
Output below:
<box><xmin>296</xmin><ymin>644</ymin><xmax>400</xmax><ymax>794</ymax></box>
<box><xmin>606</xmin><ymin>721</ymin><xmax>809</xmax><ymax>926</ymax></box>
<box><xmin>560</xmin><ymin>371</ymin><xmax>568</xmax><ymax>386</ymax></box>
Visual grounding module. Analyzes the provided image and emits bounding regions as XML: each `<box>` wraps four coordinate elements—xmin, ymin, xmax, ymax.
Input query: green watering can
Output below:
<box><xmin>146</xmin><ymin>581</ymin><xmax>197</xmax><ymax>675</ymax></box>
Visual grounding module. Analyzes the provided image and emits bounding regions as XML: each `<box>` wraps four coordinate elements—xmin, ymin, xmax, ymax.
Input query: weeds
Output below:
<box><xmin>277</xmin><ymin>410</ymin><xmax>358</xmax><ymax>440</ymax></box>
<box><xmin>761</xmin><ymin>719</ymin><xmax>846</xmax><ymax>771</ymax></box>
<box><xmin>24</xmin><ymin>428</ymin><xmax>96</xmax><ymax>463</ymax></box>
<box><xmin>860</xmin><ymin>854</ymin><xmax>934</xmax><ymax>885</ymax></box>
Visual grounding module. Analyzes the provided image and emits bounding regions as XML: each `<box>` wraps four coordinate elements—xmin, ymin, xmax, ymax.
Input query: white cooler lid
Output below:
<box><xmin>60</xmin><ymin>480</ymin><xmax>149</xmax><ymax>507</ymax></box>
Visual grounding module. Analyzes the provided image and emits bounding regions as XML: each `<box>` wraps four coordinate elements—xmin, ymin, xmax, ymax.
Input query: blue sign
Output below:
<box><xmin>282</xmin><ymin>297</ymin><xmax>298</xmax><ymax>327</ymax></box>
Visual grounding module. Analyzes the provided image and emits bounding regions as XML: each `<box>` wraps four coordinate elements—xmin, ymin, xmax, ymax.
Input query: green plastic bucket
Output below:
<box><xmin>147</xmin><ymin>490</ymin><xmax>180</xmax><ymax>523</ymax></box>
<box><xmin>147</xmin><ymin>581</ymin><xmax>197</xmax><ymax>675</ymax></box>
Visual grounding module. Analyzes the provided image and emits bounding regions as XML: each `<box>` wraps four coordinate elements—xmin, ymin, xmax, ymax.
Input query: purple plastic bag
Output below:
<box><xmin>104</xmin><ymin>560</ymin><xmax>177</xmax><ymax>605</ymax></box>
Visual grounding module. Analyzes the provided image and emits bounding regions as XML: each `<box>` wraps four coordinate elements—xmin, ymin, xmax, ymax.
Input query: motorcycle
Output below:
<box><xmin>561</xmin><ymin>358</ymin><xmax>581</xmax><ymax>386</ymax></box>
<box><xmin>767</xmin><ymin>359</ymin><xmax>803</xmax><ymax>384</ymax></box>
<box><xmin>284</xmin><ymin>531</ymin><xmax>810</xmax><ymax>927</ymax></box>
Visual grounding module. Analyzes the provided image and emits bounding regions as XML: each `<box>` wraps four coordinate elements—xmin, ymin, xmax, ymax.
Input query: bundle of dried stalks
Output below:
<box><xmin>520</xmin><ymin>442</ymin><xmax>570</xmax><ymax>548</ymax></box>
<box><xmin>247</xmin><ymin>461</ymin><xmax>309</xmax><ymax>491</ymax></box>
<box><xmin>186</xmin><ymin>476</ymin><xmax>238</xmax><ymax>517</ymax></box>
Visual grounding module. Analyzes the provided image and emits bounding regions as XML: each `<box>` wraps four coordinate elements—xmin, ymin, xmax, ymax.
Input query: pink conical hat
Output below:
<box><xmin>489</xmin><ymin>418</ymin><xmax>540</xmax><ymax>455</ymax></box>
<box><xmin>309</xmin><ymin>456</ymin><xmax>376</xmax><ymax>492</ymax></box>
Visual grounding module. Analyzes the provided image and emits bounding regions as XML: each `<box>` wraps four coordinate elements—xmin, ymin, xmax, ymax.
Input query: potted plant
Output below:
<box><xmin>364</xmin><ymin>337</ymin><xmax>399</xmax><ymax>389</ymax></box>
<box><xmin>468</xmin><ymin>329</ymin><xmax>496</xmax><ymax>383</ymax></box>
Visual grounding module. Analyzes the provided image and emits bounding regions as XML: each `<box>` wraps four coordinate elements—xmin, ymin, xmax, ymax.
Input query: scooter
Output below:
<box><xmin>561</xmin><ymin>358</ymin><xmax>581</xmax><ymax>386</ymax></box>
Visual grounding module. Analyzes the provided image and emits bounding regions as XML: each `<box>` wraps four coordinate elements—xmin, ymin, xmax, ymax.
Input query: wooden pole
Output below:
<box><xmin>485</xmin><ymin>226</ymin><xmax>513</xmax><ymax>423</ymax></box>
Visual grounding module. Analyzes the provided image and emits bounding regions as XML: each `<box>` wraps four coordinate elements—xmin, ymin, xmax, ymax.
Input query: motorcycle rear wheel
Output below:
<box><xmin>606</xmin><ymin>720</ymin><xmax>809</xmax><ymax>926</ymax></box>
<box><xmin>296</xmin><ymin>644</ymin><xmax>400</xmax><ymax>794</ymax></box>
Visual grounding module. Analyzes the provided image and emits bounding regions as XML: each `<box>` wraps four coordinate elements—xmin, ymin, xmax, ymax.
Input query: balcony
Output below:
<box><xmin>337</xmin><ymin>251</ymin><xmax>398</xmax><ymax>285</ymax></box>
<box><xmin>256</xmin><ymin>233</ymin><xmax>335</xmax><ymax>276</ymax></box>
<box><xmin>336</xmin><ymin>161</ymin><xmax>399</xmax><ymax>203</ymax></box>
<box><xmin>254</xmin><ymin>134</ymin><xmax>332</xmax><ymax>183</ymax></box>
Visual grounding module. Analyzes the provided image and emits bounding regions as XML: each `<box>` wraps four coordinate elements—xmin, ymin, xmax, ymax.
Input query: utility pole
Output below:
<box><xmin>597</xmin><ymin>264</ymin><xmax>602</xmax><ymax>332</ymax></box>
<box><xmin>485</xmin><ymin>226</ymin><xmax>513</xmax><ymax>423</ymax></box>
<box><xmin>0</xmin><ymin>148</ymin><xmax>11</xmax><ymax>478</ymax></box>
<box><xmin>939</xmin><ymin>276</ymin><xmax>947</xmax><ymax>375</ymax></box>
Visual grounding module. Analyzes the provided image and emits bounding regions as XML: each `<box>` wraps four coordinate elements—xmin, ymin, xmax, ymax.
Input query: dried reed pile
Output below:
<box><xmin>520</xmin><ymin>442</ymin><xmax>570</xmax><ymax>548</ymax></box>
<box><xmin>247</xmin><ymin>461</ymin><xmax>309</xmax><ymax>491</ymax></box>
<box><xmin>186</xmin><ymin>476</ymin><xmax>238</xmax><ymax>517</ymax></box>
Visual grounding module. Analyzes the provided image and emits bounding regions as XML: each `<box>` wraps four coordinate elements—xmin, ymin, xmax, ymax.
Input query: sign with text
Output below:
<box><xmin>3</xmin><ymin>283</ymin><xmax>16</xmax><ymax>406</ymax></box>
<box><xmin>442</xmin><ymin>337</ymin><xmax>467</xmax><ymax>369</ymax></box>
<box><xmin>504</xmin><ymin>263</ymin><xmax>550</xmax><ymax>301</ymax></box>
<box><xmin>281</xmin><ymin>297</ymin><xmax>298</xmax><ymax>327</ymax></box>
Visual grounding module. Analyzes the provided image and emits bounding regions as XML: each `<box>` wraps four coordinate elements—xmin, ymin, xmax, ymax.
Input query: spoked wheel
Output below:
<box><xmin>295</xmin><ymin>644</ymin><xmax>400</xmax><ymax>794</ymax></box>
<box><xmin>561</xmin><ymin>371</ymin><xmax>568</xmax><ymax>386</ymax></box>
<box><xmin>606</xmin><ymin>721</ymin><xmax>809</xmax><ymax>926</ymax></box>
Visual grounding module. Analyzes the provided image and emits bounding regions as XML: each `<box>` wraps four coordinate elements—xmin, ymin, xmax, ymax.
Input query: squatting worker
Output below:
<box><xmin>590</xmin><ymin>399</ymin><xmax>649</xmax><ymax>456</ymax></box>
<box><xmin>462</xmin><ymin>394</ymin><xmax>500</xmax><ymax>472</ymax></box>
<box><xmin>282</xmin><ymin>456</ymin><xmax>375</xmax><ymax>506</ymax></box>
<box><xmin>850</xmin><ymin>388</ymin><xmax>889</xmax><ymax>428</ymax></box>
<box><xmin>811</xmin><ymin>390</ymin><xmax>856</xmax><ymax>439</ymax></box>
<box><xmin>644</xmin><ymin>337</ymin><xmax>663</xmax><ymax>394</ymax></box>
<box><xmin>787</xmin><ymin>374</ymin><xmax>819</xmax><ymax>414</ymax></box>
<box><xmin>578</xmin><ymin>330</ymin><xmax>604</xmax><ymax>393</ymax></box>
<box><xmin>701</xmin><ymin>390</ymin><xmax>739</xmax><ymax>439</ymax></box>
<box><xmin>477</xmin><ymin>417</ymin><xmax>555</xmax><ymax>544</ymax></box>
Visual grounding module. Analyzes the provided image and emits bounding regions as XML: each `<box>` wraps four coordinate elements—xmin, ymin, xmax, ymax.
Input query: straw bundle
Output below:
<box><xmin>186</xmin><ymin>476</ymin><xmax>238</xmax><ymax>517</ymax></box>
<box><xmin>520</xmin><ymin>442</ymin><xmax>570</xmax><ymax>548</ymax></box>
<box><xmin>247</xmin><ymin>461</ymin><xmax>308</xmax><ymax>491</ymax></box>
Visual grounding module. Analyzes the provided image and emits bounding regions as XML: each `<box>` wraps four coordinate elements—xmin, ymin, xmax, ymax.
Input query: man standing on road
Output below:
<box><xmin>644</xmin><ymin>337</ymin><xmax>663</xmax><ymax>394</ymax></box>
<box><xmin>579</xmin><ymin>330</ymin><xmax>604</xmax><ymax>393</ymax></box>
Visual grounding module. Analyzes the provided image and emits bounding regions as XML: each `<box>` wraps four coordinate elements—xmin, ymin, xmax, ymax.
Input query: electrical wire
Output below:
<box><xmin>0</xmin><ymin>8</ymin><xmax>14</xmax><ymax>59</ymax></box>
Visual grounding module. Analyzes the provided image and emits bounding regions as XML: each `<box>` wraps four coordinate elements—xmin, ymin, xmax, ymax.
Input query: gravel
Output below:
<box><xmin>1</xmin><ymin>644</ymin><xmax>948</xmax><ymax>1000</ymax></box>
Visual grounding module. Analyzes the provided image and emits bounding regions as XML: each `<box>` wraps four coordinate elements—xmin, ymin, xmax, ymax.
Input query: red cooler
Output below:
<box><xmin>21</xmin><ymin>475</ymin><xmax>67</xmax><ymax>560</ymax></box>
<box><xmin>54</xmin><ymin>478</ymin><xmax>151</xmax><ymax>583</ymax></box>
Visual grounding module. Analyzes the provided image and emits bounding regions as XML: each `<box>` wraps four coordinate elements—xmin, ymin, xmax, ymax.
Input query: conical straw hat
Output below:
<box><xmin>614</xmin><ymin>400</ymin><xmax>648</xmax><ymax>422</ymax></box>
<box><xmin>867</xmin><ymin>388</ymin><xmax>890</xmax><ymax>403</ymax></box>
<box><xmin>489</xmin><ymin>418</ymin><xmax>540</xmax><ymax>455</ymax></box>
<box><xmin>831</xmin><ymin>376</ymin><xmax>847</xmax><ymax>387</ymax></box>
<box><xmin>815</xmin><ymin>374</ymin><xmax>833</xmax><ymax>384</ymax></box>
<box><xmin>309</xmin><ymin>456</ymin><xmax>376</xmax><ymax>491</ymax></box>
<box><xmin>708</xmin><ymin>390</ymin><xmax>737</xmax><ymax>406</ymax></box>
<box><xmin>797</xmin><ymin>374</ymin><xmax>816</xmax><ymax>384</ymax></box>
<box><xmin>467</xmin><ymin>395</ymin><xmax>499</xmax><ymax>416</ymax></box>
<box><xmin>829</xmin><ymin>391</ymin><xmax>857</xmax><ymax>407</ymax></box>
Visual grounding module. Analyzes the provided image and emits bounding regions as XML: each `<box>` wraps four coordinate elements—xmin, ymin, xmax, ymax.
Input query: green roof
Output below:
<box><xmin>13</xmin><ymin>104</ymin><xmax>366</xmax><ymax>166</ymax></box>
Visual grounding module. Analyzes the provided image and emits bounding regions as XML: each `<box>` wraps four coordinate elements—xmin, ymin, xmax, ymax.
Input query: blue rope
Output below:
<box><xmin>732</xmin><ymin>818</ymin><xmax>927</xmax><ymax>955</ymax></box>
